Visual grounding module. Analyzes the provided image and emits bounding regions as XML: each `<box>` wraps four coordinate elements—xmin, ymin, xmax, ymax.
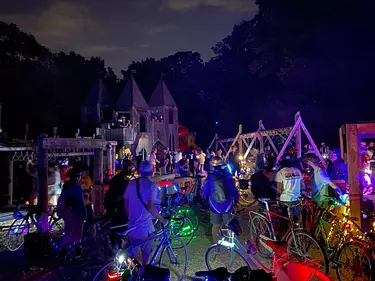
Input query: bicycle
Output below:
<box><xmin>195</xmin><ymin>266</ymin><xmax>273</xmax><ymax>281</ymax></box>
<box><xmin>92</xmin><ymin>220</ymin><xmax>188</xmax><ymax>281</ymax></box>
<box><xmin>247</xmin><ymin>197</ymin><xmax>329</xmax><ymax>273</ymax></box>
<box><xmin>204</xmin><ymin>218</ymin><xmax>331</xmax><ymax>281</ymax></box>
<box><xmin>311</xmin><ymin>198</ymin><xmax>373</xmax><ymax>281</ymax></box>
<box><xmin>155</xmin><ymin>193</ymin><xmax>195</xmax><ymax>248</ymax></box>
<box><xmin>6</xmin><ymin>204</ymin><xmax>64</xmax><ymax>251</ymax></box>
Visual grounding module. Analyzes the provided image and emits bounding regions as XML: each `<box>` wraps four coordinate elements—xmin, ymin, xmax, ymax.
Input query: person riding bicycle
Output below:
<box><xmin>202</xmin><ymin>156</ymin><xmax>239</xmax><ymax>244</ymax></box>
<box><xmin>124</xmin><ymin>160</ymin><xmax>169</xmax><ymax>267</ymax></box>
<box><xmin>305</xmin><ymin>153</ymin><xmax>346</xmax><ymax>208</ymax></box>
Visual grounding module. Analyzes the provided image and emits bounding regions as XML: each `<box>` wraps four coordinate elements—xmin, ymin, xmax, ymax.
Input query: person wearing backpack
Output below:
<box><xmin>202</xmin><ymin>156</ymin><xmax>239</xmax><ymax>244</ymax></box>
<box><xmin>124</xmin><ymin>160</ymin><xmax>169</xmax><ymax>267</ymax></box>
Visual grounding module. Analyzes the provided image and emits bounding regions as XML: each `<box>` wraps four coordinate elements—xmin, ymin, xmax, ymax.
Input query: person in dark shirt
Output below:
<box><xmin>104</xmin><ymin>159</ymin><xmax>134</xmax><ymax>251</ymax></box>
<box><xmin>327</xmin><ymin>148</ymin><xmax>348</xmax><ymax>193</ymax></box>
<box><xmin>251</xmin><ymin>157</ymin><xmax>277</xmax><ymax>200</ymax></box>
<box><xmin>227</xmin><ymin>145</ymin><xmax>240</xmax><ymax>176</ymax></box>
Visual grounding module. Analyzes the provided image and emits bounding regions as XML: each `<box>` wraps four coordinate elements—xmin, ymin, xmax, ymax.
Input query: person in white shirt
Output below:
<box><xmin>275</xmin><ymin>154</ymin><xmax>304</xmax><ymax>230</ymax></box>
<box><xmin>148</xmin><ymin>148</ymin><xmax>159</xmax><ymax>176</ymax></box>
<box><xmin>174</xmin><ymin>149</ymin><xmax>182</xmax><ymax>170</ymax></box>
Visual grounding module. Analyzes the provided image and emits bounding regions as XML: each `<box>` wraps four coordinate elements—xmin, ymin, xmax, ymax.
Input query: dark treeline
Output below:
<box><xmin>1</xmin><ymin>0</ymin><xmax>375</xmax><ymax>147</ymax></box>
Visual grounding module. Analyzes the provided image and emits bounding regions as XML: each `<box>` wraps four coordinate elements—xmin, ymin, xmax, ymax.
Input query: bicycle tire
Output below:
<box><xmin>6</xmin><ymin>218</ymin><xmax>30</xmax><ymax>251</ymax></box>
<box><xmin>205</xmin><ymin>244</ymin><xmax>252</xmax><ymax>273</ymax></box>
<box><xmin>287</xmin><ymin>230</ymin><xmax>329</xmax><ymax>274</ymax></box>
<box><xmin>336</xmin><ymin>242</ymin><xmax>372</xmax><ymax>281</ymax></box>
<box><xmin>169</xmin><ymin>216</ymin><xmax>194</xmax><ymax>248</ymax></box>
<box><xmin>158</xmin><ymin>236</ymin><xmax>188</xmax><ymax>281</ymax></box>
<box><xmin>49</xmin><ymin>218</ymin><xmax>65</xmax><ymax>250</ymax></box>
<box><xmin>91</xmin><ymin>262</ymin><xmax>116</xmax><ymax>281</ymax></box>
<box><xmin>249</xmin><ymin>214</ymin><xmax>273</xmax><ymax>259</ymax></box>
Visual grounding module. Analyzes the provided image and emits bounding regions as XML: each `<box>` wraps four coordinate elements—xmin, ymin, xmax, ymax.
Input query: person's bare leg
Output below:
<box><xmin>212</xmin><ymin>224</ymin><xmax>221</xmax><ymax>244</ymax></box>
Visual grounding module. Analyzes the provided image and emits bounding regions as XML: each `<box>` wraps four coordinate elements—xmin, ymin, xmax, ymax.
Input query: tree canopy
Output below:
<box><xmin>1</xmin><ymin>0</ymin><xmax>375</xmax><ymax>147</ymax></box>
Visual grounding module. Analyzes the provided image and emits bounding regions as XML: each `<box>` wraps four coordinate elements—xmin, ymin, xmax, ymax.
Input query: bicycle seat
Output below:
<box><xmin>195</xmin><ymin>267</ymin><xmax>231</xmax><ymax>278</ymax></box>
<box><xmin>265</xmin><ymin>240</ymin><xmax>288</xmax><ymax>254</ymax></box>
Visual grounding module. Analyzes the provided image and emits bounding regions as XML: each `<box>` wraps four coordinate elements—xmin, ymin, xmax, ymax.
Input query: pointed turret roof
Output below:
<box><xmin>83</xmin><ymin>78</ymin><xmax>112</xmax><ymax>107</ymax></box>
<box><xmin>115</xmin><ymin>74</ymin><xmax>149</xmax><ymax>111</ymax></box>
<box><xmin>148</xmin><ymin>77</ymin><xmax>177</xmax><ymax>107</ymax></box>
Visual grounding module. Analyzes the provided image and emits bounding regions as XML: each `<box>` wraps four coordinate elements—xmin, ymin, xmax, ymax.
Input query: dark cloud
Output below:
<box><xmin>0</xmin><ymin>0</ymin><xmax>257</xmax><ymax>74</ymax></box>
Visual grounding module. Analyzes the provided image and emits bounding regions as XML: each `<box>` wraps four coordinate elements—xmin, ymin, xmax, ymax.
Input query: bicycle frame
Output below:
<box><xmin>248</xmin><ymin>200</ymin><xmax>302</xmax><ymax>255</ymax></box>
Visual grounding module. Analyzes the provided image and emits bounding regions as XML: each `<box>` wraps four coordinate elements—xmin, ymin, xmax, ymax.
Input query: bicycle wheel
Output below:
<box><xmin>177</xmin><ymin>206</ymin><xmax>199</xmax><ymax>231</ymax></box>
<box><xmin>6</xmin><ymin>218</ymin><xmax>30</xmax><ymax>251</ymax></box>
<box><xmin>158</xmin><ymin>236</ymin><xmax>188</xmax><ymax>281</ymax></box>
<box><xmin>336</xmin><ymin>242</ymin><xmax>372</xmax><ymax>281</ymax></box>
<box><xmin>205</xmin><ymin>244</ymin><xmax>251</xmax><ymax>273</ymax></box>
<box><xmin>249</xmin><ymin>215</ymin><xmax>273</xmax><ymax>259</ymax></box>
<box><xmin>91</xmin><ymin>262</ymin><xmax>122</xmax><ymax>281</ymax></box>
<box><xmin>49</xmin><ymin>218</ymin><xmax>65</xmax><ymax>250</ymax></box>
<box><xmin>169</xmin><ymin>216</ymin><xmax>194</xmax><ymax>248</ymax></box>
<box><xmin>287</xmin><ymin>230</ymin><xmax>329</xmax><ymax>274</ymax></box>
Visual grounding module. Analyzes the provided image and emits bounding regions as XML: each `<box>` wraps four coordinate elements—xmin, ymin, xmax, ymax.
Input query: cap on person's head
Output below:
<box><xmin>139</xmin><ymin>160</ymin><xmax>153</xmax><ymax>177</ymax></box>
<box><xmin>279</xmin><ymin>153</ymin><xmax>297</xmax><ymax>168</ymax></box>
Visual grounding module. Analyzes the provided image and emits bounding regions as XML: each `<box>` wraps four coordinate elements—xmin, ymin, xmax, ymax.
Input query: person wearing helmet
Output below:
<box><xmin>202</xmin><ymin>156</ymin><xmax>239</xmax><ymax>244</ymax></box>
<box><xmin>124</xmin><ymin>160</ymin><xmax>169</xmax><ymax>266</ymax></box>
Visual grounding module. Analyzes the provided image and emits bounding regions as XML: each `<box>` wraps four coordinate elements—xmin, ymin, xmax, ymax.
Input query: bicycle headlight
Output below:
<box><xmin>117</xmin><ymin>254</ymin><xmax>125</xmax><ymax>264</ymax></box>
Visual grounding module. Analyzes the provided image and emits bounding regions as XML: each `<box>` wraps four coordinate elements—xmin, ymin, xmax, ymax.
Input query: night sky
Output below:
<box><xmin>1</xmin><ymin>0</ymin><xmax>256</xmax><ymax>74</ymax></box>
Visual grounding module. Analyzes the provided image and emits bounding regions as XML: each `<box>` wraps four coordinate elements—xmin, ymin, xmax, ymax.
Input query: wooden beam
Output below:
<box><xmin>43</xmin><ymin>138</ymin><xmax>117</xmax><ymax>149</ymax></box>
<box><xmin>294</xmin><ymin>112</ymin><xmax>302</xmax><ymax>158</ymax></box>
<box><xmin>259</xmin><ymin>121</ymin><xmax>264</xmax><ymax>153</ymax></box>
<box><xmin>244</xmin><ymin>132</ymin><xmax>259</xmax><ymax>159</ymax></box>
<box><xmin>339</xmin><ymin>125</ymin><xmax>346</xmax><ymax>163</ymax></box>
<box><xmin>276</xmin><ymin>118</ymin><xmax>301</xmax><ymax>164</ymax></box>
<box><xmin>259</xmin><ymin>123</ymin><xmax>279</xmax><ymax>156</ymax></box>
<box><xmin>299</xmin><ymin>120</ymin><xmax>327</xmax><ymax>168</ymax></box>
<box><xmin>224</xmin><ymin>125</ymin><xmax>242</xmax><ymax>161</ymax></box>
<box><xmin>241</xmin><ymin>127</ymin><xmax>293</xmax><ymax>139</ymax></box>
<box><xmin>346</xmin><ymin>124</ymin><xmax>361</xmax><ymax>223</ymax></box>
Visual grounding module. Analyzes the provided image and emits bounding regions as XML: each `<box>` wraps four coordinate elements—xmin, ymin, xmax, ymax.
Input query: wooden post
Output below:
<box><xmin>244</xmin><ymin>132</ymin><xmax>259</xmax><ymax>159</ymax></box>
<box><xmin>37</xmin><ymin>134</ymin><xmax>49</xmax><ymax>232</ymax></box>
<box><xmin>346</xmin><ymin>124</ymin><xmax>361</xmax><ymax>223</ymax></box>
<box><xmin>238</xmin><ymin>124</ymin><xmax>243</xmax><ymax>156</ymax></box>
<box><xmin>93</xmin><ymin>135</ymin><xmax>104</xmax><ymax>215</ymax></box>
<box><xmin>259</xmin><ymin>121</ymin><xmax>264</xmax><ymax>154</ymax></box>
<box><xmin>214</xmin><ymin>134</ymin><xmax>218</xmax><ymax>152</ymax></box>
<box><xmin>276</xmin><ymin>118</ymin><xmax>302</xmax><ymax>164</ymax></box>
<box><xmin>294</xmin><ymin>112</ymin><xmax>302</xmax><ymax>159</ymax></box>
<box><xmin>8</xmin><ymin>159</ymin><xmax>13</xmax><ymax>206</ymax></box>
<box><xmin>107</xmin><ymin>143</ymin><xmax>113</xmax><ymax>179</ymax></box>
<box><xmin>339</xmin><ymin>126</ymin><xmax>346</xmax><ymax>163</ymax></box>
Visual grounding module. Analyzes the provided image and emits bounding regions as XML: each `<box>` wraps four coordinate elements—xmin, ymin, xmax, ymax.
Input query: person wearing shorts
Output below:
<box><xmin>124</xmin><ymin>160</ymin><xmax>168</xmax><ymax>266</ymax></box>
<box><xmin>202</xmin><ymin>157</ymin><xmax>239</xmax><ymax>244</ymax></box>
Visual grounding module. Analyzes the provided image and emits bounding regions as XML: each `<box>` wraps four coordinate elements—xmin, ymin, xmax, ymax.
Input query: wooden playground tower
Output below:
<box><xmin>211</xmin><ymin>112</ymin><xmax>327</xmax><ymax>167</ymax></box>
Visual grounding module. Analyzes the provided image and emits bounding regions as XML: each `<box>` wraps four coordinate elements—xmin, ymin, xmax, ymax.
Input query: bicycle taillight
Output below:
<box><xmin>107</xmin><ymin>272</ymin><xmax>121</xmax><ymax>280</ymax></box>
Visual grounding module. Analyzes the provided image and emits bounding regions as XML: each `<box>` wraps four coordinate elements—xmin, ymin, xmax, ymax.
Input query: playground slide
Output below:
<box><xmin>188</xmin><ymin>135</ymin><xmax>201</xmax><ymax>151</ymax></box>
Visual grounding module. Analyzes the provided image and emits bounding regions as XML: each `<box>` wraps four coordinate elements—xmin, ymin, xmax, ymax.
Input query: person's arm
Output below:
<box><xmin>320</xmin><ymin>169</ymin><xmax>343</xmax><ymax>196</ymax></box>
<box><xmin>275</xmin><ymin>171</ymin><xmax>283</xmax><ymax>195</ymax></box>
<box><xmin>147</xmin><ymin>184</ymin><xmax>168</xmax><ymax>224</ymax></box>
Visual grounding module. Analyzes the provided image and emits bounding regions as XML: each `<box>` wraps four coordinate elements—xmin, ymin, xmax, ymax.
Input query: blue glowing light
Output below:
<box><xmin>215</xmin><ymin>121</ymin><xmax>219</xmax><ymax>125</ymax></box>
<box><xmin>227</xmin><ymin>164</ymin><xmax>232</xmax><ymax>174</ymax></box>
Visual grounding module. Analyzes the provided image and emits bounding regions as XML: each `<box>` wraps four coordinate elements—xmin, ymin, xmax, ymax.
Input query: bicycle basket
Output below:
<box><xmin>228</xmin><ymin>218</ymin><xmax>242</xmax><ymax>236</ymax></box>
<box><xmin>13</xmin><ymin>210</ymin><xmax>24</xmax><ymax>220</ymax></box>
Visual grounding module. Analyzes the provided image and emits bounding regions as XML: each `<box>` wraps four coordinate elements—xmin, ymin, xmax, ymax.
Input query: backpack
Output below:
<box><xmin>212</xmin><ymin>175</ymin><xmax>230</xmax><ymax>203</ymax></box>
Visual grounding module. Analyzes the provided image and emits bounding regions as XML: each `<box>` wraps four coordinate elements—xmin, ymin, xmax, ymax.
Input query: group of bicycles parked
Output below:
<box><xmin>5</xmin><ymin>171</ymin><xmax>375</xmax><ymax>280</ymax></box>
